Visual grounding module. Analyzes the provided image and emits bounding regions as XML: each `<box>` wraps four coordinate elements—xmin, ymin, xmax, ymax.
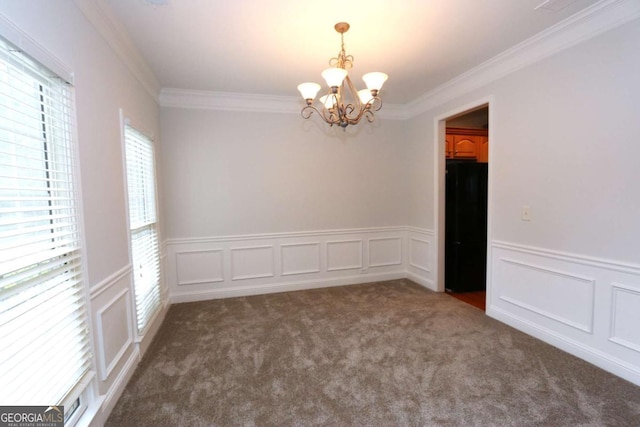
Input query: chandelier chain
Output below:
<box><xmin>330</xmin><ymin>32</ymin><xmax>354</xmax><ymax>70</ymax></box>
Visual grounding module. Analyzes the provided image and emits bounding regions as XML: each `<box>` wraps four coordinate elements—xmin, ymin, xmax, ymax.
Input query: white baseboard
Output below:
<box><xmin>488</xmin><ymin>306</ymin><xmax>640</xmax><ymax>386</ymax></box>
<box><xmin>136</xmin><ymin>299</ymin><xmax>170</xmax><ymax>357</ymax></box>
<box><xmin>406</xmin><ymin>271</ymin><xmax>436</xmax><ymax>291</ymax></box>
<box><xmin>90</xmin><ymin>347</ymin><xmax>140</xmax><ymax>426</ymax></box>
<box><xmin>170</xmin><ymin>271</ymin><xmax>406</xmax><ymax>304</ymax></box>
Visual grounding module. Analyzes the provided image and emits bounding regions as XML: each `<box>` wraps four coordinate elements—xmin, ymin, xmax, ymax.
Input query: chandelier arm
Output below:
<box><xmin>321</xmin><ymin>107</ymin><xmax>340</xmax><ymax>125</ymax></box>
<box><xmin>369</xmin><ymin>97</ymin><xmax>383</xmax><ymax>112</ymax></box>
<box><xmin>301</xmin><ymin>105</ymin><xmax>322</xmax><ymax>120</ymax></box>
<box><xmin>364</xmin><ymin>110</ymin><xmax>376</xmax><ymax>123</ymax></box>
<box><xmin>302</xmin><ymin>104</ymin><xmax>343</xmax><ymax>126</ymax></box>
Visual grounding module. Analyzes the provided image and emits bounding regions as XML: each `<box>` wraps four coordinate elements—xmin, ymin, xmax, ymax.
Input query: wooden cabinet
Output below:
<box><xmin>452</xmin><ymin>135</ymin><xmax>478</xmax><ymax>158</ymax></box>
<box><xmin>477</xmin><ymin>136</ymin><xmax>489</xmax><ymax>163</ymax></box>
<box><xmin>446</xmin><ymin>127</ymin><xmax>488</xmax><ymax>162</ymax></box>
<box><xmin>445</xmin><ymin>134</ymin><xmax>454</xmax><ymax>158</ymax></box>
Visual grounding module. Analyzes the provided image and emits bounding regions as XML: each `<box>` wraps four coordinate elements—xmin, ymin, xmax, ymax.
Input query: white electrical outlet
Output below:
<box><xmin>522</xmin><ymin>205</ymin><xmax>532</xmax><ymax>221</ymax></box>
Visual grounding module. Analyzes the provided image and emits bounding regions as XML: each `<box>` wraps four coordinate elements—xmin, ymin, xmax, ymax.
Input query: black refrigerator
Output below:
<box><xmin>445</xmin><ymin>161</ymin><xmax>488</xmax><ymax>292</ymax></box>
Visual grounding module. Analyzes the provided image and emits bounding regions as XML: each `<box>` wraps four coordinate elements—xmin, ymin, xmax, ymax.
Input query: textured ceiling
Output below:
<box><xmin>106</xmin><ymin>0</ymin><xmax>600</xmax><ymax>104</ymax></box>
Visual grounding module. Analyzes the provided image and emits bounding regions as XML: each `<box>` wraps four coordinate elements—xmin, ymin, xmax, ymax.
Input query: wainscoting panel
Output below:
<box><xmin>489</xmin><ymin>241</ymin><xmax>640</xmax><ymax>386</ymax></box>
<box><xmin>89</xmin><ymin>265</ymin><xmax>136</xmax><ymax>396</ymax></box>
<box><xmin>231</xmin><ymin>245</ymin><xmax>275</xmax><ymax>280</ymax></box>
<box><xmin>368</xmin><ymin>237</ymin><xmax>402</xmax><ymax>268</ymax></box>
<box><xmin>95</xmin><ymin>288</ymin><xmax>132</xmax><ymax>381</ymax></box>
<box><xmin>406</xmin><ymin>228</ymin><xmax>435</xmax><ymax>290</ymax></box>
<box><xmin>409</xmin><ymin>238</ymin><xmax>430</xmax><ymax>272</ymax></box>
<box><xmin>176</xmin><ymin>249</ymin><xmax>224</xmax><ymax>285</ymax></box>
<box><xmin>165</xmin><ymin>227</ymin><xmax>420</xmax><ymax>303</ymax></box>
<box><xmin>327</xmin><ymin>239</ymin><xmax>363</xmax><ymax>272</ymax></box>
<box><xmin>609</xmin><ymin>283</ymin><xmax>640</xmax><ymax>353</ymax></box>
<box><xmin>498</xmin><ymin>258</ymin><xmax>595</xmax><ymax>333</ymax></box>
<box><xmin>281</xmin><ymin>242</ymin><xmax>321</xmax><ymax>276</ymax></box>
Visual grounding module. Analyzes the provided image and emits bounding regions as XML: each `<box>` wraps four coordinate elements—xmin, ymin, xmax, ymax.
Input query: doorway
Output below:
<box><xmin>439</xmin><ymin>104</ymin><xmax>489</xmax><ymax>311</ymax></box>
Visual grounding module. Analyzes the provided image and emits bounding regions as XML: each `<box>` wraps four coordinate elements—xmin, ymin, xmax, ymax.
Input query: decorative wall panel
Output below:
<box><xmin>231</xmin><ymin>245</ymin><xmax>275</xmax><ymax>280</ymax></box>
<box><xmin>368</xmin><ymin>237</ymin><xmax>402</xmax><ymax>268</ymax></box>
<box><xmin>176</xmin><ymin>249</ymin><xmax>223</xmax><ymax>285</ymax></box>
<box><xmin>326</xmin><ymin>239</ymin><xmax>363</xmax><ymax>272</ymax></box>
<box><xmin>281</xmin><ymin>242</ymin><xmax>321</xmax><ymax>276</ymax></box>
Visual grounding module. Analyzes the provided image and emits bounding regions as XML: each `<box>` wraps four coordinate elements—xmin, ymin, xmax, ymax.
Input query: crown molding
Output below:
<box><xmin>159</xmin><ymin>87</ymin><xmax>410</xmax><ymax>119</ymax></box>
<box><xmin>155</xmin><ymin>0</ymin><xmax>638</xmax><ymax>118</ymax></box>
<box><xmin>72</xmin><ymin>0</ymin><xmax>160</xmax><ymax>101</ymax></box>
<box><xmin>404</xmin><ymin>0</ymin><xmax>640</xmax><ymax>118</ymax></box>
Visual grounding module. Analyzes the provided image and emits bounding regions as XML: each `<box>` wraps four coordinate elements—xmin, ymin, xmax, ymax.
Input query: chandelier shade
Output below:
<box><xmin>297</xmin><ymin>22</ymin><xmax>387</xmax><ymax>129</ymax></box>
<box><xmin>357</xmin><ymin>89</ymin><xmax>374</xmax><ymax>105</ymax></box>
<box><xmin>297</xmin><ymin>82</ymin><xmax>321</xmax><ymax>101</ymax></box>
<box><xmin>362</xmin><ymin>72</ymin><xmax>388</xmax><ymax>93</ymax></box>
<box><xmin>321</xmin><ymin>67</ymin><xmax>348</xmax><ymax>89</ymax></box>
<box><xmin>320</xmin><ymin>94</ymin><xmax>338</xmax><ymax>109</ymax></box>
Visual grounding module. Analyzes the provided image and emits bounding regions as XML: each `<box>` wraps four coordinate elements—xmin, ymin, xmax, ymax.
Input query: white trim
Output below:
<box><xmin>135</xmin><ymin>299</ymin><xmax>169</xmax><ymax>358</ymax></box>
<box><xmin>98</xmin><ymin>347</ymin><xmax>140</xmax><ymax>421</ymax></box>
<box><xmin>95</xmin><ymin>288</ymin><xmax>133</xmax><ymax>381</ymax></box>
<box><xmin>488</xmin><ymin>305</ymin><xmax>640</xmax><ymax>387</ymax></box>
<box><xmin>0</xmin><ymin>12</ymin><xmax>74</xmax><ymax>83</ymax></box>
<box><xmin>170</xmin><ymin>271</ymin><xmax>405</xmax><ymax>304</ymax></box>
<box><xmin>493</xmin><ymin>241</ymin><xmax>640</xmax><ymax>275</ymax></box>
<box><xmin>406</xmin><ymin>226</ymin><xmax>434</xmax><ymax>236</ymax></box>
<box><xmin>406</xmin><ymin>271</ymin><xmax>437</xmax><ymax>292</ymax></box>
<box><xmin>72</xmin><ymin>0</ymin><xmax>159</xmax><ymax>100</ymax></box>
<box><xmin>158</xmin><ymin>87</ymin><xmax>409</xmax><ymax>119</ymax></box>
<box><xmin>499</xmin><ymin>295</ymin><xmax>593</xmax><ymax>334</ymax></box>
<box><xmin>167</xmin><ymin>226</ymin><xmax>406</xmax><ymax>245</ymax></box>
<box><xmin>89</xmin><ymin>264</ymin><xmax>132</xmax><ymax>299</ymax></box>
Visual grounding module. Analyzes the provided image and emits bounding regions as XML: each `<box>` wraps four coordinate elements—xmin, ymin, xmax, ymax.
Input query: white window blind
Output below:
<box><xmin>124</xmin><ymin>126</ymin><xmax>161</xmax><ymax>334</ymax></box>
<box><xmin>0</xmin><ymin>38</ymin><xmax>91</xmax><ymax>405</ymax></box>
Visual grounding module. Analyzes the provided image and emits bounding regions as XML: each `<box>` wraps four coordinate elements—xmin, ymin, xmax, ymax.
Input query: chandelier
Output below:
<box><xmin>297</xmin><ymin>22</ymin><xmax>388</xmax><ymax>129</ymax></box>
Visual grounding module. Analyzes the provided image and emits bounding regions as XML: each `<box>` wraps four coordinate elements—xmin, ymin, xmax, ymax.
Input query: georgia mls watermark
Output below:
<box><xmin>0</xmin><ymin>406</ymin><xmax>64</xmax><ymax>427</ymax></box>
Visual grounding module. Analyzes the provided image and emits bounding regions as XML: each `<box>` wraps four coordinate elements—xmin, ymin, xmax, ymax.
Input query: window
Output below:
<box><xmin>124</xmin><ymin>125</ymin><xmax>161</xmax><ymax>334</ymax></box>
<box><xmin>0</xmin><ymin>37</ymin><xmax>91</xmax><ymax>406</ymax></box>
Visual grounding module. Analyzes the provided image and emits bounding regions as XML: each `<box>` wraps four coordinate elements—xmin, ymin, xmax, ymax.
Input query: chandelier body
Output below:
<box><xmin>297</xmin><ymin>23</ymin><xmax>388</xmax><ymax>129</ymax></box>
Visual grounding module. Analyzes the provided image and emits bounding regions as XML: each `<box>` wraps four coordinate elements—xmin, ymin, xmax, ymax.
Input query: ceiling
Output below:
<box><xmin>106</xmin><ymin>0</ymin><xmax>601</xmax><ymax>104</ymax></box>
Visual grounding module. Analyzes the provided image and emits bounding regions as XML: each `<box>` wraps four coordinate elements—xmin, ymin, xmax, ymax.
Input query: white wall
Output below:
<box><xmin>0</xmin><ymin>1</ymin><xmax>167</xmax><ymax>425</ymax></box>
<box><xmin>160</xmin><ymin>108</ymin><xmax>411</xmax><ymax>238</ymax></box>
<box><xmin>406</xmin><ymin>17</ymin><xmax>640</xmax><ymax>385</ymax></box>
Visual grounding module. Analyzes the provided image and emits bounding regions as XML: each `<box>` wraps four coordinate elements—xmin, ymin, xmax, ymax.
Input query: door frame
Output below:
<box><xmin>432</xmin><ymin>96</ymin><xmax>494</xmax><ymax>305</ymax></box>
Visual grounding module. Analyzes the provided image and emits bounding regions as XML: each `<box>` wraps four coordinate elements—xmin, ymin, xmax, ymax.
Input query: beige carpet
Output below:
<box><xmin>106</xmin><ymin>279</ymin><xmax>640</xmax><ymax>426</ymax></box>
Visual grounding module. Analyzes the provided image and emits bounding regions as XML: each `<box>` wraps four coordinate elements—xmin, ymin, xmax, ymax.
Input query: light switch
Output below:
<box><xmin>522</xmin><ymin>206</ymin><xmax>531</xmax><ymax>221</ymax></box>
